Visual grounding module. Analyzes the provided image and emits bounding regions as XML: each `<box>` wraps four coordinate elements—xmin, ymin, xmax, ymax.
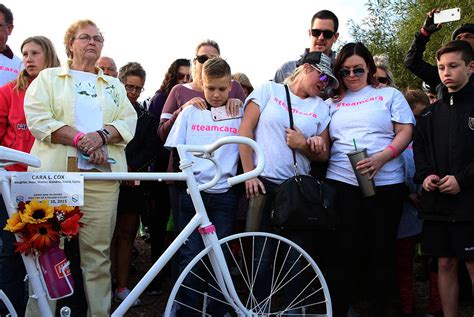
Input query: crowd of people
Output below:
<box><xmin>0</xmin><ymin>3</ymin><xmax>473</xmax><ymax>317</ymax></box>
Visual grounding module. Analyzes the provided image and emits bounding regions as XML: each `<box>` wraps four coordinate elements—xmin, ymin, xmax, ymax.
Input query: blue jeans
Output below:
<box><xmin>0</xmin><ymin>196</ymin><xmax>27</xmax><ymax>316</ymax></box>
<box><xmin>177</xmin><ymin>190</ymin><xmax>237</xmax><ymax>316</ymax></box>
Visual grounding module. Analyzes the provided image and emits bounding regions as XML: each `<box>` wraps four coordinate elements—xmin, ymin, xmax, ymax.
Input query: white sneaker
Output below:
<box><xmin>114</xmin><ymin>288</ymin><xmax>141</xmax><ymax>307</ymax></box>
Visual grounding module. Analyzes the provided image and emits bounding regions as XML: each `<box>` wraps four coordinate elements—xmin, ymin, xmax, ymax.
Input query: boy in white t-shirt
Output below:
<box><xmin>165</xmin><ymin>57</ymin><xmax>240</xmax><ymax>316</ymax></box>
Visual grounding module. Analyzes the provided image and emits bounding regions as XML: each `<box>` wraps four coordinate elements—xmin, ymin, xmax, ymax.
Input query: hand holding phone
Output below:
<box><xmin>434</xmin><ymin>8</ymin><xmax>461</xmax><ymax>24</ymax></box>
<box><xmin>211</xmin><ymin>105</ymin><xmax>243</xmax><ymax>121</ymax></box>
<box><xmin>81</xmin><ymin>152</ymin><xmax>116</xmax><ymax>164</ymax></box>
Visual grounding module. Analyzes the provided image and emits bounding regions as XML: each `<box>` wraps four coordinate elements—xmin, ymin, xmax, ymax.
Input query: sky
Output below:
<box><xmin>4</xmin><ymin>0</ymin><xmax>368</xmax><ymax>100</ymax></box>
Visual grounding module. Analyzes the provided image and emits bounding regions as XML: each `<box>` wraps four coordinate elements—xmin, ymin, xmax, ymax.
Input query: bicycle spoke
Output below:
<box><xmin>165</xmin><ymin>233</ymin><xmax>331</xmax><ymax>316</ymax></box>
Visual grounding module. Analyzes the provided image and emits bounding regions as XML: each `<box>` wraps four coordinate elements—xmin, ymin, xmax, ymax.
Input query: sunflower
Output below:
<box><xmin>26</xmin><ymin>223</ymin><xmax>59</xmax><ymax>253</ymax></box>
<box><xmin>54</xmin><ymin>205</ymin><xmax>75</xmax><ymax>214</ymax></box>
<box><xmin>3</xmin><ymin>212</ymin><xmax>25</xmax><ymax>232</ymax></box>
<box><xmin>20</xmin><ymin>199</ymin><xmax>54</xmax><ymax>224</ymax></box>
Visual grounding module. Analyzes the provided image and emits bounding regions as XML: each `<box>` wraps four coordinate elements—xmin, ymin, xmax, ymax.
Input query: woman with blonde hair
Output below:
<box><xmin>0</xmin><ymin>35</ymin><xmax>59</xmax><ymax>317</ymax></box>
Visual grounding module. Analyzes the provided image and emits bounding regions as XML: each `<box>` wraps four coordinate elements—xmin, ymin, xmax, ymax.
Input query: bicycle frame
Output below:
<box><xmin>0</xmin><ymin>136</ymin><xmax>264</xmax><ymax>317</ymax></box>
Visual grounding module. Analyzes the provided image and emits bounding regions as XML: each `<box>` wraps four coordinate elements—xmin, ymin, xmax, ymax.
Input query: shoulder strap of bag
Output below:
<box><xmin>284</xmin><ymin>84</ymin><xmax>298</xmax><ymax>177</ymax></box>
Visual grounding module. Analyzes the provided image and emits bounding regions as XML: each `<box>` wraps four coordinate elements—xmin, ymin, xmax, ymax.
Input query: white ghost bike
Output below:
<box><xmin>0</xmin><ymin>136</ymin><xmax>332</xmax><ymax>317</ymax></box>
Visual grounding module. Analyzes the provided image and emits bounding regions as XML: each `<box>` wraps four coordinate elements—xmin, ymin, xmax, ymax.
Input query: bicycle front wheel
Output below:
<box><xmin>165</xmin><ymin>232</ymin><xmax>332</xmax><ymax>316</ymax></box>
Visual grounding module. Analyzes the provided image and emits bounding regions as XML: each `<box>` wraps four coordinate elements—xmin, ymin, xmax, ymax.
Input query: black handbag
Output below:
<box><xmin>271</xmin><ymin>85</ymin><xmax>337</xmax><ymax>230</ymax></box>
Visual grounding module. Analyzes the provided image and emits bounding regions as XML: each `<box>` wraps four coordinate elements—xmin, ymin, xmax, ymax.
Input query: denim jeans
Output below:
<box><xmin>0</xmin><ymin>196</ymin><xmax>27</xmax><ymax>316</ymax></box>
<box><xmin>176</xmin><ymin>190</ymin><xmax>237</xmax><ymax>316</ymax></box>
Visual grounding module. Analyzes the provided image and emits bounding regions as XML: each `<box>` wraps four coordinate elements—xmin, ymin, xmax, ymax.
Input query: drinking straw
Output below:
<box><xmin>353</xmin><ymin>138</ymin><xmax>358</xmax><ymax>151</ymax></box>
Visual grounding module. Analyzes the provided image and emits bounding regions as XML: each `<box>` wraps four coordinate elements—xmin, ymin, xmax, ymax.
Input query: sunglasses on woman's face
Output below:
<box><xmin>177</xmin><ymin>73</ymin><xmax>191</xmax><ymax>81</ymax></box>
<box><xmin>376</xmin><ymin>76</ymin><xmax>388</xmax><ymax>84</ymax></box>
<box><xmin>339</xmin><ymin>67</ymin><xmax>366</xmax><ymax>78</ymax></box>
<box><xmin>195</xmin><ymin>55</ymin><xmax>210</xmax><ymax>64</ymax></box>
<box><xmin>310</xmin><ymin>64</ymin><xmax>329</xmax><ymax>83</ymax></box>
<box><xmin>311</xmin><ymin>29</ymin><xmax>335</xmax><ymax>39</ymax></box>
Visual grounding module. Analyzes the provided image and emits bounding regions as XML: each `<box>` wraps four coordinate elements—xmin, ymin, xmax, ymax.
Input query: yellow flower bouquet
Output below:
<box><xmin>3</xmin><ymin>198</ymin><xmax>83</xmax><ymax>255</ymax></box>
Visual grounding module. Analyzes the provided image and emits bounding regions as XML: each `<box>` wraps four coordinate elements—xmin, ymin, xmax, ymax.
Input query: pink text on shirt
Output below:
<box><xmin>273</xmin><ymin>97</ymin><xmax>318</xmax><ymax>118</ymax></box>
<box><xmin>191</xmin><ymin>124</ymin><xmax>238</xmax><ymax>134</ymax></box>
<box><xmin>0</xmin><ymin>66</ymin><xmax>19</xmax><ymax>74</ymax></box>
<box><xmin>336</xmin><ymin>96</ymin><xmax>384</xmax><ymax>108</ymax></box>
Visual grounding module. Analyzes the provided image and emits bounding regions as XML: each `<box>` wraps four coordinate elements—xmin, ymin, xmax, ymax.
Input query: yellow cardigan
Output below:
<box><xmin>24</xmin><ymin>63</ymin><xmax>137</xmax><ymax>173</ymax></box>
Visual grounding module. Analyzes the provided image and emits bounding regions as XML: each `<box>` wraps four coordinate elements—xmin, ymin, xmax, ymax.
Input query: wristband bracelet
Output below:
<box><xmin>73</xmin><ymin>132</ymin><xmax>85</xmax><ymax>147</ymax></box>
<box><xmin>102</xmin><ymin>128</ymin><xmax>111</xmax><ymax>143</ymax></box>
<box><xmin>96</xmin><ymin>130</ymin><xmax>106</xmax><ymax>145</ymax></box>
<box><xmin>386</xmin><ymin>145</ymin><xmax>398</xmax><ymax>159</ymax></box>
<box><xmin>420</xmin><ymin>27</ymin><xmax>431</xmax><ymax>37</ymax></box>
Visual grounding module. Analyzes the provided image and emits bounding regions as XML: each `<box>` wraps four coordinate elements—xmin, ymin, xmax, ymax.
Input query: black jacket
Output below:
<box><xmin>125</xmin><ymin>103</ymin><xmax>161</xmax><ymax>171</ymax></box>
<box><xmin>404</xmin><ymin>32</ymin><xmax>441</xmax><ymax>91</ymax></box>
<box><xmin>404</xmin><ymin>32</ymin><xmax>474</xmax><ymax>98</ymax></box>
<box><xmin>413</xmin><ymin>81</ymin><xmax>474</xmax><ymax>221</ymax></box>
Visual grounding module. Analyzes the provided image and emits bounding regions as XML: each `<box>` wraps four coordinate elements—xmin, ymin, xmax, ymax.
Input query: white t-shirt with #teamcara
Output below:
<box><xmin>326</xmin><ymin>85</ymin><xmax>415</xmax><ymax>186</ymax></box>
<box><xmin>165</xmin><ymin>105</ymin><xmax>241</xmax><ymax>193</ymax></box>
<box><xmin>245</xmin><ymin>81</ymin><xmax>330</xmax><ymax>184</ymax></box>
<box><xmin>0</xmin><ymin>53</ymin><xmax>22</xmax><ymax>86</ymax></box>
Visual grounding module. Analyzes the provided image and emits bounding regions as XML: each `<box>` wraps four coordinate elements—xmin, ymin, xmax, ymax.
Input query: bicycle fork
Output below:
<box><xmin>201</xmin><ymin>226</ymin><xmax>253</xmax><ymax>317</ymax></box>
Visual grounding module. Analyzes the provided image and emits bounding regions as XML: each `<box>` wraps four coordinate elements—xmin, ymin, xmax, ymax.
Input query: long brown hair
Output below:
<box><xmin>14</xmin><ymin>36</ymin><xmax>60</xmax><ymax>91</ymax></box>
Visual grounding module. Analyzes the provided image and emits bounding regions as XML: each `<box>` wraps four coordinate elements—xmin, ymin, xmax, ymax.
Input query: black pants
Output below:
<box><xmin>323</xmin><ymin>180</ymin><xmax>404</xmax><ymax>317</ymax></box>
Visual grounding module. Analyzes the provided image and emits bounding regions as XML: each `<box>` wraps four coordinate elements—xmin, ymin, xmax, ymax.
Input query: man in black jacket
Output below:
<box><xmin>404</xmin><ymin>8</ymin><xmax>473</xmax><ymax>96</ymax></box>
<box><xmin>413</xmin><ymin>40</ymin><xmax>474</xmax><ymax>317</ymax></box>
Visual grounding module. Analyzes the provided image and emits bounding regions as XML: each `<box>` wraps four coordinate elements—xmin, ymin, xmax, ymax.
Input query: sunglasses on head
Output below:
<box><xmin>339</xmin><ymin>68</ymin><xmax>366</xmax><ymax>78</ymax></box>
<box><xmin>376</xmin><ymin>76</ymin><xmax>388</xmax><ymax>84</ymax></box>
<box><xmin>311</xmin><ymin>29</ymin><xmax>335</xmax><ymax>39</ymax></box>
<box><xmin>177</xmin><ymin>73</ymin><xmax>191</xmax><ymax>81</ymax></box>
<box><xmin>195</xmin><ymin>55</ymin><xmax>210</xmax><ymax>64</ymax></box>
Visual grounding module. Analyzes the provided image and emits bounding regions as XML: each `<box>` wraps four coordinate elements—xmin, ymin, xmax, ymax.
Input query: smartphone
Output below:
<box><xmin>434</xmin><ymin>8</ymin><xmax>461</xmax><ymax>24</ymax></box>
<box><xmin>80</xmin><ymin>152</ymin><xmax>116</xmax><ymax>164</ymax></box>
<box><xmin>211</xmin><ymin>105</ymin><xmax>243</xmax><ymax>121</ymax></box>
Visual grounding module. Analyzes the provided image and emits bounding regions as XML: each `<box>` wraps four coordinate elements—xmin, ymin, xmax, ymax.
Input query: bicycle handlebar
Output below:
<box><xmin>176</xmin><ymin>136</ymin><xmax>265</xmax><ymax>190</ymax></box>
<box><xmin>0</xmin><ymin>146</ymin><xmax>41</xmax><ymax>168</ymax></box>
<box><xmin>0</xmin><ymin>137</ymin><xmax>264</xmax><ymax>191</ymax></box>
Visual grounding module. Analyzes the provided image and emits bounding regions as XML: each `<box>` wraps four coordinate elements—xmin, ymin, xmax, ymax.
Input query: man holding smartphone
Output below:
<box><xmin>404</xmin><ymin>8</ymin><xmax>473</xmax><ymax>97</ymax></box>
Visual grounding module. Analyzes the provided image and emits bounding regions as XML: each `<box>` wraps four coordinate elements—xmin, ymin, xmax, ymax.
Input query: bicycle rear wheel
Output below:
<box><xmin>165</xmin><ymin>232</ymin><xmax>332</xmax><ymax>316</ymax></box>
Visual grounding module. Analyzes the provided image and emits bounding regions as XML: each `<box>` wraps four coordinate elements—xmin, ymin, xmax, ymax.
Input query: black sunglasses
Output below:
<box><xmin>339</xmin><ymin>68</ymin><xmax>366</xmax><ymax>78</ymax></box>
<box><xmin>376</xmin><ymin>76</ymin><xmax>388</xmax><ymax>84</ymax></box>
<box><xmin>177</xmin><ymin>73</ymin><xmax>191</xmax><ymax>81</ymax></box>
<box><xmin>195</xmin><ymin>55</ymin><xmax>210</xmax><ymax>64</ymax></box>
<box><xmin>311</xmin><ymin>29</ymin><xmax>335</xmax><ymax>39</ymax></box>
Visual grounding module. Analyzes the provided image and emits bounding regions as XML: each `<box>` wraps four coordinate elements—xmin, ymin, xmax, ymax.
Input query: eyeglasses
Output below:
<box><xmin>376</xmin><ymin>76</ymin><xmax>388</xmax><ymax>84</ymax></box>
<box><xmin>75</xmin><ymin>34</ymin><xmax>104</xmax><ymax>44</ymax></box>
<box><xmin>125</xmin><ymin>84</ymin><xmax>144</xmax><ymax>93</ymax></box>
<box><xmin>311</xmin><ymin>29</ymin><xmax>335</xmax><ymax>39</ymax></box>
<box><xmin>310</xmin><ymin>65</ymin><xmax>329</xmax><ymax>83</ymax></box>
<box><xmin>339</xmin><ymin>68</ymin><xmax>366</xmax><ymax>78</ymax></box>
<box><xmin>177</xmin><ymin>73</ymin><xmax>191</xmax><ymax>81</ymax></box>
<box><xmin>195</xmin><ymin>55</ymin><xmax>210</xmax><ymax>64</ymax></box>
<box><xmin>0</xmin><ymin>23</ymin><xmax>11</xmax><ymax>30</ymax></box>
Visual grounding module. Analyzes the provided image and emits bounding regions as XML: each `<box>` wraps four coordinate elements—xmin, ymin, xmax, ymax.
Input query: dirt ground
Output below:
<box><xmin>114</xmin><ymin>238</ymin><xmax>474</xmax><ymax>317</ymax></box>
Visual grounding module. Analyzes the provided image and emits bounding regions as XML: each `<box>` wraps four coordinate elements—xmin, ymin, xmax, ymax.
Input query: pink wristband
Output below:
<box><xmin>420</xmin><ymin>27</ymin><xmax>431</xmax><ymax>37</ymax></box>
<box><xmin>386</xmin><ymin>145</ymin><xmax>398</xmax><ymax>159</ymax></box>
<box><xmin>73</xmin><ymin>132</ymin><xmax>85</xmax><ymax>147</ymax></box>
